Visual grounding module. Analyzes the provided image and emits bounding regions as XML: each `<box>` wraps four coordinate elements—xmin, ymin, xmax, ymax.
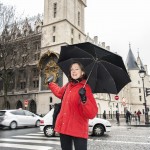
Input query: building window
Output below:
<box><xmin>34</xmin><ymin>53</ymin><xmax>40</xmax><ymax>61</ymax></box>
<box><xmin>22</xmin><ymin>55</ymin><xmax>27</xmax><ymax>63</ymax></box>
<box><xmin>33</xmin><ymin>42</ymin><xmax>40</xmax><ymax>51</ymax></box>
<box><xmin>79</xmin><ymin>34</ymin><xmax>81</xmax><ymax>40</ymax></box>
<box><xmin>139</xmin><ymin>88</ymin><xmax>141</xmax><ymax>93</ymax></box>
<box><xmin>139</xmin><ymin>96</ymin><xmax>142</xmax><ymax>101</ymax></box>
<box><xmin>33</xmin><ymin>68</ymin><xmax>39</xmax><ymax>77</ymax></box>
<box><xmin>138</xmin><ymin>81</ymin><xmax>140</xmax><ymax>84</ymax></box>
<box><xmin>71</xmin><ymin>38</ymin><xmax>73</xmax><ymax>44</ymax></box>
<box><xmin>53</xmin><ymin>36</ymin><xmax>55</xmax><ymax>42</ymax></box>
<box><xmin>78</xmin><ymin>11</ymin><xmax>80</xmax><ymax>26</ymax></box>
<box><xmin>71</xmin><ymin>28</ymin><xmax>74</xmax><ymax>34</ymax></box>
<box><xmin>53</xmin><ymin>26</ymin><xmax>56</xmax><ymax>32</ymax></box>
<box><xmin>53</xmin><ymin>3</ymin><xmax>57</xmax><ymax>18</ymax></box>
<box><xmin>19</xmin><ymin>69</ymin><xmax>26</xmax><ymax>79</ymax></box>
<box><xmin>20</xmin><ymin>82</ymin><xmax>26</xmax><ymax>89</ymax></box>
<box><xmin>50</xmin><ymin>97</ymin><xmax>53</xmax><ymax>103</ymax></box>
<box><xmin>33</xmin><ymin>80</ymin><xmax>39</xmax><ymax>88</ymax></box>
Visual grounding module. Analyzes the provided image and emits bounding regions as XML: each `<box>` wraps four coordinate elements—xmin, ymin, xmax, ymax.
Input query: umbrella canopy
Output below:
<box><xmin>58</xmin><ymin>42</ymin><xmax>131</xmax><ymax>94</ymax></box>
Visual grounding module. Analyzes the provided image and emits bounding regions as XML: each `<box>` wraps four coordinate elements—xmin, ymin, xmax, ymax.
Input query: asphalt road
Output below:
<box><xmin>0</xmin><ymin>125</ymin><xmax>150</xmax><ymax>150</ymax></box>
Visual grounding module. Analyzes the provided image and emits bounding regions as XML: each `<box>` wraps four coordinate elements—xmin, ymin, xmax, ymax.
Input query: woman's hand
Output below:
<box><xmin>47</xmin><ymin>75</ymin><xmax>54</xmax><ymax>85</ymax></box>
<box><xmin>79</xmin><ymin>88</ymin><xmax>87</xmax><ymax>103</ymax></box>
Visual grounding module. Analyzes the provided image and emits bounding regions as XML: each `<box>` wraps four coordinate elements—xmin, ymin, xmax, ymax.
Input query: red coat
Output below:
<box><xmin>49</xmin><ymin>80</ymin><xmax>98</xmax><ymax>139</ymax></box>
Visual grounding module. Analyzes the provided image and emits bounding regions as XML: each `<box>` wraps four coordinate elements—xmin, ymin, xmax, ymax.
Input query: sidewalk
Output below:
<box><xmin>108</xmin><ymin>118</ymin><xmax>150</xmax><ymax>127</ymax></box>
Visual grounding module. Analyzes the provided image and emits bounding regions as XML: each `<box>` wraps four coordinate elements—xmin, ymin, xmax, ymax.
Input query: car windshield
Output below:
<box><xmin>0</xmin><ymin>111</ymin><xmax>6</xmax><ymax>116</ymax></box>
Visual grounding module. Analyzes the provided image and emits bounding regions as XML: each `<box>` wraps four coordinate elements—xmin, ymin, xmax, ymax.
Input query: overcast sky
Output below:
<box><xmin>1</xmin><ymin>0</ymin><xmax>150</xmax><ymax>72</ymax></box>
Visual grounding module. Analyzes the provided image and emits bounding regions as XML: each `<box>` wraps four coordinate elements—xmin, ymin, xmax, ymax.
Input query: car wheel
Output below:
<box><xmin>35</xmin><ymin>120</ymin><xmax>40</xmax><ymax>127</ymax></box>
<box><xmin>10</xmin><ymin>121</ymin><xmax>17</xmax><ymax>129</ymax></box>
<box><xmin>44</xmin><ymin>125</ymin><xmax>55</xmax><ymax>137</ymax></box>
<box><xmin>93</xmin><ymin>124</ymin><xmax>105</xmax><ymax>136</ymax></box>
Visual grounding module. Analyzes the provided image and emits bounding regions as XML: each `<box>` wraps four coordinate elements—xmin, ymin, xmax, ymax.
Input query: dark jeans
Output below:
<box><xmin>60</xmin><ymin>133</ymin><xmax>87</xmax><ymax>150</ymax></box>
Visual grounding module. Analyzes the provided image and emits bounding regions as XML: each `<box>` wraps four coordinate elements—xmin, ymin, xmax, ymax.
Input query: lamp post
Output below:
<box><xmin>139</xmin><ymin>67</ymin><xmax>149</xmax><ymax>124</ymax></box>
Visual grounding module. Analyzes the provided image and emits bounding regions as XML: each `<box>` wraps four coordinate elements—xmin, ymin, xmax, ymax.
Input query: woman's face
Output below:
<box><xmin>70</xmin><ymin>63</ymin><xmax>84</xmax><ymax>80</ymax></box>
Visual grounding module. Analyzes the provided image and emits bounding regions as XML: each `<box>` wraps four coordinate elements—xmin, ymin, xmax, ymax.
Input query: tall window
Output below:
<box><xmin>33</xmin><ymin>68</ymin><xmax>39</xmax><ymax>77</ymax></box>
<box><xmin>33</xmin><ymin>80</ymin><xmax>39</xmax><ymax>88</ymax></box>
<box><xmin>22</xmin><ymin>55</ymin><xmax>27</xmax><ymax>63</ymax></box>
<box><xmin>53</xmin><ymin>3</ymin><xmax>57</xmax><ymax>18</ymax></box>
<box><xmin>139</xmin><ymin>96</ymin><xmax>142</xmax><ymax>101</ymax></box>
<box><xmin>20</xmin><ymin>82</ymin><xmax>26</xmax><ymax>89</ymax></box>
<box><xmin>71</xmin><ymin>28</ymin><xmax>74</xmax><ymax>35</ymax></box>
<box><xmin>78</xmin><ymin>11</ymin><xmax>80</xmax><ymax>26</ymax></box>
<box><xmin>50</xmin><ymin>97</ymin><xmax>53</xmax><ymax>103</ymax></box>
<box><xmin>139</xmin><ymin>88</ymin><xmax>141</xmax><ymax>93</ymax></box>
<box><xmin>53</xmin><ymin>36</ymin><xmax>56</xmax><ymax>42</ymax></box>
<box><xmin>53</xmin><ymin>26</ymin><xmax>56</xmax><ymax>32</ymax></box>
<box><xmin>35</xmin><ymin>43</ymin><xmax>40</xmax><ymax>51</ymax></box>
<box><xmin>79</xmin><ymin>34</ymin><xmax>81</xmax><ymax>40</ymax></box>
<box><xmin>71</xmin><ymin>38</ymin><xmax>73</xmax><ymax>44</ymax></box>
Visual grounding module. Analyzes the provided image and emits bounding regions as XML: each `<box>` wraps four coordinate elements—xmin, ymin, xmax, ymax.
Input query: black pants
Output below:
<box><xmin>60</xmin><ymin>134</ymin><xmax>87</xmax><ymax>150</ymax></box>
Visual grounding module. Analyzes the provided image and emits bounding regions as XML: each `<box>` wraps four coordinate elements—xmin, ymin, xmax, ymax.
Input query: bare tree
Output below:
<box><xmin>0</xmin><ymin>3</ymin><xmax>37</xmax><ymax>109</ymax></box>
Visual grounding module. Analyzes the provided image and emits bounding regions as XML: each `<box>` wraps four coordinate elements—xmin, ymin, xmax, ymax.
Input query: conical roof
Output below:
<box><xmin>126</xmin><ymin>44</ymin><xmax>139</xmax><ymax>70</ymax></box>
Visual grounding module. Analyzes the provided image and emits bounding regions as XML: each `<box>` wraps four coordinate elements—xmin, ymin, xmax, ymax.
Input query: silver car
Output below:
<box><xmin>0</xmin><ymin>109</ymin><xmax>41</xmax><ymax>129</ymax></box>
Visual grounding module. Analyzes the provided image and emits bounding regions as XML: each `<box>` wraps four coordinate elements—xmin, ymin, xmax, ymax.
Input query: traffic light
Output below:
<box><xmin>146</xmin><ymin>88</ymin><xmax>150</xmax><ymax>97</ymax></box>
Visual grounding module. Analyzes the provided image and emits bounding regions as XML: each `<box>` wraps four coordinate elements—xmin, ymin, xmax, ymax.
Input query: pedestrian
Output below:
<box><xmin>134</xmin><ymin>111</ymin><xmax>137</xmax><ymax>122</ymax></box>
<box><xmin>137</xmin><ymin>110</ymin><xmax>141</xmax><ymax>123</ymax></box>
<box><xmin>116</xmin><ymin>111</ymin><xmax>120</xmax><ymax>124</ymax></box>
<box><xmin>103</xmin><ymin>110</ymin><xmax>106</xmax><ymax>119</ymax></box>
<box><xmin>48</xmin><ymin>61</ymin><xmax>98</xmax><ymax>150</ymax></box>
<box><xmin>126</xmin><ymin>109</ymin><xmax>131</xmax><ymax>124</ymax></box>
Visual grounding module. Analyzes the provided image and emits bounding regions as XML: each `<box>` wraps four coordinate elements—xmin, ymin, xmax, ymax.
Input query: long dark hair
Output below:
<box><xmin>68</xmin><ymin>61</ymin><xmax>87</xmax><ymax>82</ymax></box>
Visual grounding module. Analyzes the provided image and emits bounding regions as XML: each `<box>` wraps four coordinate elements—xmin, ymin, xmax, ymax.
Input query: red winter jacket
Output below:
<box><xmin>49</xmin><ymin>80</ymin><xmax>98</xmax><ymax>139</ymax></box>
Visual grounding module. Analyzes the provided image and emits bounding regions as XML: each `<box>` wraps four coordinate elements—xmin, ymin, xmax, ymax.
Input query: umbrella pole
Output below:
<box><xmin>83</xmin><ymin>62</ymin><xmax>96</xmax><ymax>88</ymax></box>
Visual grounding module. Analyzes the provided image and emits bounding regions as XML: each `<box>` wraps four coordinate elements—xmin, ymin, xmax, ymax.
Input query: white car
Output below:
<box><xmin>0</xmin><ymin>109</ymin><xmax>41</xmax><ymax>129</ymax></box>
<box><xmin>40</xmin><ymin>108</ymin><xmax>111</xmax><ymax>137</ymax></box>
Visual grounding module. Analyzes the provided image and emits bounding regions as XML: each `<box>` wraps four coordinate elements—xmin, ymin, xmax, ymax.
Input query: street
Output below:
<box><xmin>0</xmin><ymin>125</ymin><xmax>150</xmax><ymax>150</ymax></box>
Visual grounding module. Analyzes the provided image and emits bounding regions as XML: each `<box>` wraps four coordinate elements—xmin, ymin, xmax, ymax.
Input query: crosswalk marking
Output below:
<box><xmin>26</xmin><ymin>133</ymin><xmax>44</xmax><ymax>136</ymax></box>
<box><xmin>88</xmin><ymin>139</ymin><xmax>150</xmax><ymax>145</ymax></box>
<box><xmin>0</xmin><ymin>138</ymin><xmax>60</xmax><ymax>145</ymax></box>
<box><xmin>0</xmin><ymin>143</ymin><xmax>53</xmax><ymax>150</ymax></box>
<box><xmin>13</xmin><ymin>135</ymin><xmax>59</xmax><ymax>140</ymax></box>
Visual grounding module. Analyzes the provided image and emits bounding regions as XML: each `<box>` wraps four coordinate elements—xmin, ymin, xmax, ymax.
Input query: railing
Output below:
<box><xmin>97</xmin><ymin>114</ymin><xmax>150</xmax><ymax>122</ymax></box>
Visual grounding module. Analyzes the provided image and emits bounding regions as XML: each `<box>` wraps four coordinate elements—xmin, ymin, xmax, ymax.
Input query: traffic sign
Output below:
<box><xmin>115</xmin><ymin>95</ymin><xmax>119</xmax><ymax>100</ymax></box>
<box><xmin>24</xmin><ymin>100</ymin><xmax>28</xmax><ymax>107</ymax></box>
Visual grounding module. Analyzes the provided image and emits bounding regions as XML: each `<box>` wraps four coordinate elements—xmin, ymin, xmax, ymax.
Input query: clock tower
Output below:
<box><xmin>41</xmin><ymin>0</ymin><xmax>87</xmax><ymax>54</ymax></box>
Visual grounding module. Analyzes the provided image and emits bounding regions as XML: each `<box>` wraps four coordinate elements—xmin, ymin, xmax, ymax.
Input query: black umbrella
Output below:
<box><xmin>58</xmin><ymin>42</ymin><xmax>131</xmax><ymax>94</ymax></box>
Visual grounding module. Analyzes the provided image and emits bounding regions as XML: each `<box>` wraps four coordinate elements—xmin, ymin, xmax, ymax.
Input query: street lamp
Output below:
<box><xmin>139</xmin><ymin>67</ymin><xmax>149</xmax><ymax>124</ymax></box>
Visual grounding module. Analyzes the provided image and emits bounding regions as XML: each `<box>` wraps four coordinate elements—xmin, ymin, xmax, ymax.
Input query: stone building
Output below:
<box><xmin>0</xmin><ymin>0</ymin><xmax>149</xmax><ymax>120</ymax></box>
<box><xmin>0</xmin><ymin>16</ymin><xmax>43</xmax><ymax>114</ymax></box>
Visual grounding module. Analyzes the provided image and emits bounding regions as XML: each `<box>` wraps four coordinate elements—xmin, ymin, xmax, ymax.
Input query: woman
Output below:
<box><xmin>48</xmin><ymin>61</ymin><xmax>98</xmax><ymax>150</ymax></box>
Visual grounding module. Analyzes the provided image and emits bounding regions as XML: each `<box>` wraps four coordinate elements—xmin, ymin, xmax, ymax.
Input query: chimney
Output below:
<box><xmin>94</xmin><ymin>36</ymin><xmax>98</xmax><ymax>45</ymax></box>
<box><xmin>106</xmin><ymin>46</ymin><xmax>110</xmax><ymax>51</ymax></box>
<box><xmin>102</xmin><ymin>42</ymin><xmax>105</xmax><ymax>48</ymax></box>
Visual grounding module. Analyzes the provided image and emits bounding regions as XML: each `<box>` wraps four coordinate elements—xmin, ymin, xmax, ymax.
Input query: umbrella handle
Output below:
<box><xmin>83</xmin><ymin>61</ymin><xmax>96</xmax><ymax>88</ymax></box>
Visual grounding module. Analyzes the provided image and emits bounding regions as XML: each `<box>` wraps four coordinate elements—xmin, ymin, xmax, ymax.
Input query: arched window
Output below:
<box><xmin>29</xmin><ymin>100</ymin><xmax>36</xmax><ymax>114</ymax></box>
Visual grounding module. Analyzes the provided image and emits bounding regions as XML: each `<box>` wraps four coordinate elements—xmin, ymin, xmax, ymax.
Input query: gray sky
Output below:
<box><xmin>1</xmin><ymin>0</ymin><xmax>150</xmax><ymax>72</ymax></box>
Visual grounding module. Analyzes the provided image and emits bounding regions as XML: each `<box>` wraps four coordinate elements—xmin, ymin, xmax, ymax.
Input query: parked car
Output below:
<box><xmin>40</xmin><ymin>108</ymin><xmax>111</xmax><ymax>137</ymax></box>
<box><xmin>0</xmin><ymin>109</ymin><xmax>41</xmax><ymax>129</ymax></box>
